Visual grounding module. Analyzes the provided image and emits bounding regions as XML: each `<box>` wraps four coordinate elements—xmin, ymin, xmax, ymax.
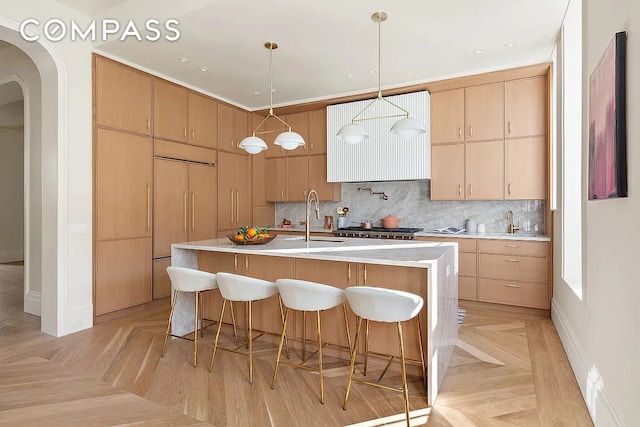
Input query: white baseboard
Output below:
<box><xmin>23</xmin><ymin>290</ymin><xmax>41</xmax><ymax>316</ymax></box>
<box><xmin>65</xmin><ymin>304</ymin><xmax>93</xmax><ymax>334</ymax></box>
<box><xmin>551</xmin><ymin>299</ymin><xmax>624</xmax><ymax>427</ymax></box>
<box><xmin>0</xmin><ymin>249</ymin><xmax>24</xmax><ymax>263</ymax></box>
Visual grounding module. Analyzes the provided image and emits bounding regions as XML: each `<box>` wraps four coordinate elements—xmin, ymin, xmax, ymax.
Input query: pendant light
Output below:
<box><xmin>239</xmin><ymin>42</ymin><xmax>305</xmax><ymax>154</ymax></box>
<box><xmin>336</xmin><ymin>12</ymin><xmax>427</xmax><ymax>144</ymax></box>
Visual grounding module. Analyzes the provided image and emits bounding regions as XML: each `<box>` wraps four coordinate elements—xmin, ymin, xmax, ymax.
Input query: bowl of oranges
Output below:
<box><xmin>227</xmin><ymin>226</ymin><xmax>277</xmax><ymax>245</ymax></box>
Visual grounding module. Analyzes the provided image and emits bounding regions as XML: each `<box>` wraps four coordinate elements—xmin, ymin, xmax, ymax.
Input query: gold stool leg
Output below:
<box><xmin>161</xmin><ymin>290</ymin><xmax>178</xmax><ymax>357</ymax></box>
<box><xmin>343</xmin><ymin>316</ymin><xmax>362</xmax><ymax>410</ymax></box>
<box><xmin>209</xmin><ymin>298</ymin><xmax>227</xmax><ymax>372</ymax></box>
<box><xmin>200</xmin><ymin>291</ymin><xmax>205</xmax><ymax>338</ymax></box>
<box><xmin>342</xmin><ymin>303</ymin><xmax>352</xmax><ymax>352</ymax></box>
<box><xmin>364</xmin><ymin>319</ymin><xmax>370</xmax><ymax>376</ymax></box>
<box><xmin>317</xmin><ymin>310</ymin><xmax>324</xmax><ymax>404</ymax></box>
<box><xmin>248</xmin><ymin>300</ymin><xmax>254</xmax><ymax>384</ymax></box>
<box><xmin>271</xmin><ymin>307</ymin><xmax>290</xmax><ymax>389</ymax></box>
<box><xmin>278</xmin><ymin>296</ymin><xmax>291</xmax><ymax>359</ymax></box>
<box><xmin>416</xmin><ymin>316</ymin><xmax>427</xmax><ymax>386</ymax></box>
<box><xmin>397</xmin><ymin>322</ymin><xmax>410</xmax><ymax>427</ymax></box>
<box><xmin>229</xmin><ymin>301</ymin><xmax>239</xmax><ymax>346</ymax></box>
<box><xmin>193</xmin><ymin>291</ymin><xmax>199</xmax><ymax>367</ymax></box>
<box><xmin>302</xmin><ymin>311</ymin><xmax>306</xmax><ymax>362</ymax></box>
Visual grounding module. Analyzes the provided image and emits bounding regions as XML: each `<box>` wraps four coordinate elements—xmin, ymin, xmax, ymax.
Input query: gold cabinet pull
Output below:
<box><xmin>192</xmin><ymin>129</ymin><xmax>195</xmax><ymax>140</ymax></box>
<box><xmin>230</xmin><ymin>191</ymin><xmax>234</xmax><ymax>225</ymax></box>
<box><xmin>311</xmin><ymin>143</ymin><xmax>314</xmax><ymax>150</ymax></box>
<box><xmin>281</xmin><ymin>189</ymin><xmax>284</xmax><ymax>199</ymax></box>
<box><xmin>347</xmin><ymin>263</ymin><xmax>351</xmax><ymax>284</ymax></box>
<box><xmin>235</xmin><ymin>190</ymin><xmax>239</xmax><ymax>223</ymax></box>
<box><xmin>147</xmin><ymin>184</ymin><xmax>151</xmax><ymax>231</ymax></box>
<box><xmin>469</xmin><ymin>184</ymin><xmax>473</xmax><ymax>196</ymax></box>
<box><xmin>505</xmin><ymin>258</ymin><xmax>520</xmax><ymax>263</ymax></box>
<box><xmin>508</xmin><ymin>121</ymin><xmax>512</xmax><ymax>134</ymax></box>
<box><xmin>146</xmin><ymin>118</ymin><xmax>150</xmax><ymax>130</ymax></box>
<box><xmin>504</xmin><ymin>284</ymin><xmax>521</xmax><ymax>288</ymax></box>
<box><xmin>506</xmin><ymin>244</ymin><xmax>519</xmax><ymax>248</ymax></box>
<box><xmin>458</xmin><ymin>184</ymin><xmax>462</xmax><ymax>196</ymax></box>
<box><xmin>469</xmin><ymin>125</ymin><xmax>473</xmax><ymax>137</ymax></box>
<box><xmin>184</xmin><ymin>128</ymin><xmax>187</xmax><ymax>138</ymax></box>
<box><xmin>183</xmin><ymin>191</ymin><xmax>188</xmax><ymax>232</ymax></box>
<box><xmin>245</xmin><ymin>256</ymin><xmax>249</xmax><ymax>271</ymax></box>
<box><xmin>363</xmin><ymin>265</ymin><xmax>367</xmax><ymax>284</ymax></box>
<box><xmin>508</xmin><ymin>183</ymin><xmax>512</xmax><ymax>194</ymax></box>
<box><xmin>304</xmin><ymin>190</ymin><xmax>307</xmax><ymax>197</ymax></box>
<box><xmin>458</xmin><ymin>126</ymin><xmax>462</xmax><ymax>138</ymax></box>
<box><xmin>230</xmin><ymin>139</ymin><xmax>234</xmax><ymax>149</ymax></box>
<box><xmin>234</xmin><ymin>254</ymin><xmax>238</xmax><ymax>271</ymax></box>
<box><xmin>191</xmin><ymin>192</ymin><xmax>195</xmax><ymax>231</ymax></box>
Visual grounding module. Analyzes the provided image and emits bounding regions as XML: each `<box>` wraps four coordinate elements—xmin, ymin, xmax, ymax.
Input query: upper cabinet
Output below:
<box><xmin>94</xmin><ymin>56</ymin><xmax>152</xmax><ymax>135</ymax></box>
<box><xmin>430</xmin><ymin>89</ymin><xmax>464</xmax><ymax>145</ymax></box>
<box><xmin>505</xmin><ymin>76</ymin><xmax>547</xmax><ymax>139</ymax></box>
<box><xmin>465</xmin><ymin>82</ymin><xmax>504</xmax><ymax>142</ymax></box>
<box><xmin>154</xmin><ymin>80</ymin><xmax>218</xmax><ymax>149</ymax></box>
<box><xmin>308</xmin><ymin>109</ymin><xmax>327</xmax><ymax>155</ymax></box>
<box><xmin>218</xmin><ymin>103</ymin><xmax>249</xmax><ymax>153</ymax></box>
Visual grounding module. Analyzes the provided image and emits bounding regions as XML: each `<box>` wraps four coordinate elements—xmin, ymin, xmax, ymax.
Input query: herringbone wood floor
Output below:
<box><xmin>0</xmin><ymin>263</ymin><xmax>593</xmax><ymax>426</ymax></box>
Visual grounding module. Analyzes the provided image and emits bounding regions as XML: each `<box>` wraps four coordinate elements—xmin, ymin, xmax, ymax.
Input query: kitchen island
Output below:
<box><xmin>170</xmin><ymin>236</ymin><xmax>458</xmax><ymax>405</ymax></box>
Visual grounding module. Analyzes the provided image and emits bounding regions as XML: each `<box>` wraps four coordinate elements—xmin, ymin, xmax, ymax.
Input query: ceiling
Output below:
<box><xmin>85</xmin><ymin>0</ymin><xmax>568</xmax><ymax>110</ymax></box>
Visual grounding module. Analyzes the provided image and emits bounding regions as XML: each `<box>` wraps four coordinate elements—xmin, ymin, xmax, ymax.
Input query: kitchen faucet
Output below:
<box><xmin>305</xmin><ymin>190</ymin><xmax>320</xmax><ymax>242</ymax></box>
<box><xmin>507</xmin><ymin>210</ymin><xmax>520</xmax><ymax>234</ymax></box>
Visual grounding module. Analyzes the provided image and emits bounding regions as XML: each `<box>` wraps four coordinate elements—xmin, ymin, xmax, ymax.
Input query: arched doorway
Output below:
<box><xmin>0</xmin><ymin>18</ymin><xmax>64</xmax><ymax>335</ymax></box>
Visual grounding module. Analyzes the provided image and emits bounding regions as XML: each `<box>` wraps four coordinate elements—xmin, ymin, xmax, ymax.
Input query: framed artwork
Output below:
<box><xmin>588</xmin><ymin>31</ymin><xmax>627</xmax><ymax>200</ymax></box>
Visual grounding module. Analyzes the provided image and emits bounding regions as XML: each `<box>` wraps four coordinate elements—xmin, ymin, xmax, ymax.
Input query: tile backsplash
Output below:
<box><xmin>274</xmin><ymin>181</ymin><xmax>545</xmax><ymax>234</ymax></box>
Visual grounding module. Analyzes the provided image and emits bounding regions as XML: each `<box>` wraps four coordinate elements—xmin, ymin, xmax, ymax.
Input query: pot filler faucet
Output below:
<box><xmin>507</xmin><ymin>210</ymin><xmax>520</xmax><ymax>234</ymax></box>
<box><xmin>305</xmin><ymin>190</ymin><xmax>320</xmax><ymax>242</ymax></box>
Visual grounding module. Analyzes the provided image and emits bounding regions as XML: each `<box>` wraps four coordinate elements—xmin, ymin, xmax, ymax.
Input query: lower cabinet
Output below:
<box><xmin>95</xmin><ymin>238</ymin><xmax>152</xmax><ymax>315</ymax></box>
<box><xmin>152</xmin><ymin>258</ymin><xmax>171</xmax><ymax>299</ymax></box>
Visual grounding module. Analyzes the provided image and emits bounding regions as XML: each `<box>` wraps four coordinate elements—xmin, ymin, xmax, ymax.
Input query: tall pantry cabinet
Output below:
<box><xmin>93</xmin><ymin>56</ymin><xmax>153</xmax><ymax>315</ymax></box>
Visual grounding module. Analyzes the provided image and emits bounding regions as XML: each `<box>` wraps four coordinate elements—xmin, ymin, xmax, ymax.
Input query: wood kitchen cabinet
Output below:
<box><xmin>309</xmin><ymin>155</ymin><xmax>341</xmax><ymax>202</ymax></box>
<box><xmin>95</xmin><ymin>128</ymin><xmax>153</xmax><ymax>241</ymax></box>
<box><xmin>218</xmin><ymin>151</ymin><xmax>251</xmax><ymax>231</ymax></box>
<box><xmin>265</xmin><ymin>155</ymin><xmax>341</xmax><ymax>202</ymax></box>
<box><xmin>94</xmin><ymin>55</ymin><xmax>152</xmax><ymax>135</ymax></box>
<box><xmin>465</xmin><ymin>140</ymin><xmax>504</xmax><ymax>200</ymax></box>
<box><xmin>505</xmin><ymin>136</ymin><xmax>547</xmax><ymax>199</ymax></box>
<box><xmin>152</xmin><ymin>258</ymin><xmax>172</xmax><ymax>299</ymax></box>
<box><xmin>430</xmin><ymin>144</ymin><xmax>465</xmax><ymax>200</ymax></box>
<box><xmin>188</xmin><ymin>92</ymin><xmax>218</xmax><ymax>148</ymax></box>
<box><xmin>265</xmin><ymin>158</ymin><xmax>286</xmax><ymax>202</ymax></box>
<box><xmin>286</xmin><ymin>155</ymin><xmax>309</xmax><ymax>201</ymax></box>
<box><xmin>308</xmin><ymin>108</ymin><xmax>327</xmax><ymax>154</ymax></box>
<box><xmin>218</xmin><ymin>104</ymin><xmax>249</xmax><ymax>153</ymax></box>
<box><xmin>153</xmin><ymin>159</ymin><xmax>217</xmax><ymax>258</ymax></box>
<box><xmin>430</xmin><ymin>89</ymin><xmax>465</xmax><ymax>145</ymax></box>
<box><xmin>154</xmin><ymin>79</ymin><xmax>188</xmax><ymax>143</ymax></box>
<box><xmin>284</xmin><ymin>111</ymin><xmax>309</xmax><ymax>154</ymax></box>
<box><xmin>465</xmin><ymin>82</ymin><xmax>504</xmax><ymax>142</ymax></box>
<box><xmin>505</xmin><ymin>76</ymin><xmax>547</xmax><ymax>138</ymax></box>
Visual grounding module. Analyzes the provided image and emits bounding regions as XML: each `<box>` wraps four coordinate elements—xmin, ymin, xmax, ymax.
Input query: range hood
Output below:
<box><xmin>326</xmin><ymin>91</ymin><xmax>430</xmax><ymax>182</ymax></box>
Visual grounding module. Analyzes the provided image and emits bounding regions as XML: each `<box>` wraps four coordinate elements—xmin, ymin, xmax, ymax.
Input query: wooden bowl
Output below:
<box><xmin>227</xmin><ymin>233</ymin><xmax>278</xmax><ymax>245</ymax></box>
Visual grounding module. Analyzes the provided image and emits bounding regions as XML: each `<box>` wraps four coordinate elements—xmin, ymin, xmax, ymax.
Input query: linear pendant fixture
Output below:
<box><xmin>336</xmin><ymin>12</ymin><xmax>427</xmax><ymax>144</ymax></box>
<box><xmin>239</xmin><ymin>42</ymin><xmax>306</xmax><ymax>154</ymax></box>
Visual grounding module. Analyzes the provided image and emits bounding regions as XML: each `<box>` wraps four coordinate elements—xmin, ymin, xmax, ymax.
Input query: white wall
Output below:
<box><xmin>552</xmin><ymin>0</ymin><xmax>639</xmax><ymax>425</ymax></box>
<box><xmin>0</xmin><ymin>127</ymin><xmax>24</xmax><ymax>263</ymax></box>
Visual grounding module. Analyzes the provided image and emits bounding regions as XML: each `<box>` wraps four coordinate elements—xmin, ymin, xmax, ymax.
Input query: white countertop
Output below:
<box><xmin>414</xmin><ymin>231</ymin><xmax>551</xmax><ymax>241</ymax></box>
<box><xmin>172</xmin><ymin>236</ymin><xmax>454</xmax><ymax>269</ymax></box>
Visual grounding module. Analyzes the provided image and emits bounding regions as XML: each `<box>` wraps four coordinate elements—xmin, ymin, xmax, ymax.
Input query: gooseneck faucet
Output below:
<box><xmin>305</xmin><ymin>190</ymin><xmax>320</xmax><ymax>242</ymax></box>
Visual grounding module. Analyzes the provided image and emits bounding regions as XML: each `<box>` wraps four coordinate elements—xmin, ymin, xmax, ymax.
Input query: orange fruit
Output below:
<box><xmin>235</xmin><ymin>233</ymin><xmax>244</xmax><ymax>240</ymax></box>
<box><xmin>247</xmin><ymin>228</ymin><xmax>257</xmax><ymax>238</ymax></box>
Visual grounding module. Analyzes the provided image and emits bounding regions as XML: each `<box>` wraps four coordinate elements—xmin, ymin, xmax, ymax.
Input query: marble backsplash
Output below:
<box><xmin>275</xmin><ymin>181</ymin><xmax>546</xmax><ymax>234</ymax></box>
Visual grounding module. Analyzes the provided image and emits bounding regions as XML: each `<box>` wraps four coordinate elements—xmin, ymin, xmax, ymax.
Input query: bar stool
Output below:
<box><xmin>271</xmin><ymin>279</ymin><xmax>352</xmax><ymax>404</ymax></box>
<box><xmin>343</xmin><ymin>286</ymin><xmax>426</xmax><ymax>427</ymax></box>
<box><xmin>162</xmin><ymin>266</ymin><xmax>236</xmax><ymax>367</ymax></box>
<box><xmin>209</xmin><ymin>272</ymin><xmax>281</xmax><ymax>384</ymax></box>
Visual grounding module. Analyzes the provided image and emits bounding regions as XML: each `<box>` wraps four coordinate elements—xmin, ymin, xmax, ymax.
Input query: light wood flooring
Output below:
<box><xmin>0</xmin><ymin>263</ymin><xmax>593</xmax><ymax>426</ymax></box>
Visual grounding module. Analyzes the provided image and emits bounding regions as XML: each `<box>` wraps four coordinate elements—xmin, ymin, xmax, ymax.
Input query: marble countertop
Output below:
<box><xmin>414</xmin><ymin>231</ymin><xmax>551</xmax><ymax>241</ymax></box>
<box><xmin>172</xmin><ymin>236</ymin><xmax>454</xmax><ymax>269</ymax></box>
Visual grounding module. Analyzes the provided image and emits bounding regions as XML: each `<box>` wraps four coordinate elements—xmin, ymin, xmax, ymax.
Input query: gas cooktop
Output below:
<box><xmin>332</xmin><ymin>227</ymin><xmax>423</xmax><ymax>240</ymax></box>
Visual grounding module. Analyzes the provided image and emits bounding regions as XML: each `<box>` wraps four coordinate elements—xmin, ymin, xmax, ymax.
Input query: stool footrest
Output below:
<box><xmin>350</xmin><ymin>377</ymin><xmax>404</xmax><ymax>393</ymax></box>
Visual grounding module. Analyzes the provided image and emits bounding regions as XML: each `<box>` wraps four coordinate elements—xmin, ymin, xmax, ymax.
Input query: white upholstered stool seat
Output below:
<box><xmin>162</xmin><ymin>266</ymin><xmax>229</xmax><ymax>367</ymax></box>
<box><xmin>209</xmin><ymin>272</ymin><xmax>282</xmax><ymax>384</ymax></box>
<box><xmin>271</xmin><ymin>279</ymin><xmax>351</xmax><ymax>404</ymax></box>
<box><xmin>343</xmin><ymin>286</ymin><xmax>426</xmax><ymax>427</ymax></box>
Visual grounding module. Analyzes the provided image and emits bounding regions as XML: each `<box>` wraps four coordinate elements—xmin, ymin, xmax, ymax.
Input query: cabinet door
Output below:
<box><xmin>153</xmin><ymin>79</ymin><xmax>188</xmax><ymax>143</ymax></box>
<box><xmin>188</xmin><ymin>92</ymin><xmax>217</xmax><ymax>149</ymax></box>
<box><xmin>265</xmin><ymin>158</ymin><xmax>287</xmax><ymax>202</ymax></box>
<box><xmin>308</xmin><ymin>108</ymin><xmax>327</xmax><ymax>154</ymax></box>
<box><xmin>96</xmin><ymin>128</ymin><xmax>152</xmax><ymax>240</ymax></box>
<box><xmin>235</xmin><ymin>154</ymin><xmax>252</xmax><ymax>228</ymax></box>
<box><xmin>286</xmin><ymin>155</ymin><xmax>309</xmax><ymax>201</ymax></box>
<box><xmin>430</xmin><ymin>144</ymin><xmax>465</xmax><ymax>200</ymax></box>
<box><xmin>95</xmin><ymin>237</ymin><xmax>152</xmax><ymax>315</ymax></box>
<box><xmin>309</xmin><ymin>154</ymin><xmax>341</xmax><ymax>202</ymax></box>
<box><xmin>233</xmin><ymin>108</ymin><xmax>249</xmax><ymax>154</ymax></box>
<box><xmin>465</xmin><ymin>83</ymin><xmax>503</xmax><ymax>142</ymax></box>
<box><xmin>505</xmin><ymin>76</ymin><xmax>547</xmax><ymax>138</ymax></box>
<box><xmin>95</xmin><ymin>56</ymin><xmax>152</xmax><ymax>135</ymax></box>
<box><xmin>264</xmin><ymin>117</ymin><xmax>287</xmax><ymax>158</ymax></box>
<box><xmin>284</xmin><ymin>111</ymin><xmax>309</xmax><ymax>154</ymax></box>
<box><xmin>217</xmin><ymin>150</ymin><xmax>235</xmax><ymax>231</ymax></box>
<box><xmin>188</xmin><ymin>163</ymin><xmax>217</xmax><ymax>241</ymax></box>
<box><xmin>217</xmin><ymin>103</ymin><xmax>235</xmax><ymax>153</ymax></box>
<box><xmin>430</xmin><ymin>89</ymin><xmax>465</xmax><ymax>144</ymax></box>
<box><xmin>466</xmin><ymin>140</ymin><xmax>503</xmax><ymax>200</ymax></box>
<box><xmin>505</xmin><ymin>136</ymin><xmax>547</xmax><ymax>199</ymax></box>
<box><xmin>153</xmin><ymin>258</ymin><xmax>172</xmax><ymax>299</ymax></box>
<box><xmin>153</xmin><ymin>159</ymin><xmax>189</xmax><ymax>258</ymax></box>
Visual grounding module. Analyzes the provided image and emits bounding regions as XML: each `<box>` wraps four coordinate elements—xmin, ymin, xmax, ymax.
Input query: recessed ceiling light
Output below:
<box><xmin>346</xmin><ymin>73</ymin><xmax>356</xmax><ymax>78</ymax></box>
<box><xmin>200</xmin><ymin>67</ymin><xmax>209</xmax><ymax>72</ymax></box>
<box><xmin>253</xmin><ymin>91</ymin><xmax>261</xmax><ymax>96</ymax></box>
<box><xmin>178</xmin><ymin>57</ymin><xmax>189</xmax><ymax>63</ymax></box>
<box><xmin>505</xmin><ymin>42</ymin><xmax>517</xmax><ymax>48</ymax></box>
<box><xmin>369</xmin><ymin>69</ymin><xmax>378</xmax><ymax>74</ymax></box>
<box><xmin>473</xmin><ymin>48</ymin><xmax>484</xmax><ymax>54</ymax></box>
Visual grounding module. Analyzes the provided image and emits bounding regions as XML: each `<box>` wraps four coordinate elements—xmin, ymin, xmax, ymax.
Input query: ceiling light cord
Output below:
<box><xmin>377</xmin><ymin>13</ymin><xmax>382</xmax><ymax>100</ymax></box>
<box><xmin>269</xmin><ymin>43</ymin><xmax>274</xmax><ymax>116</ymax></box>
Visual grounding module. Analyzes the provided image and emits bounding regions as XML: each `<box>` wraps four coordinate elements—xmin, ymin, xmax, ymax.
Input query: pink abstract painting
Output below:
<box><xmin>588</xmin><ymin>32</ymin><xmax>627</xmax><ymax>200</ymax></box>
